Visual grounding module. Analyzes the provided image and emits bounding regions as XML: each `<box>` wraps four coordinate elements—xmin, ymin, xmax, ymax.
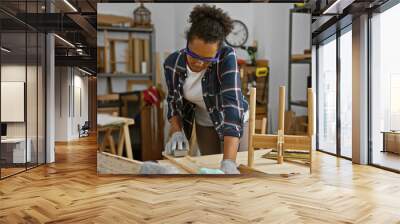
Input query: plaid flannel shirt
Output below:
<box><xmin>164</xmin><ymin>45</ymin><xmax>248</xmax><ymax>141</ymax></box>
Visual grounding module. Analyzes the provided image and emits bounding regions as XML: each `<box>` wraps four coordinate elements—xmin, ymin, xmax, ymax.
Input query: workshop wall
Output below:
<box><xmin>97</xmin><ymin>3</ymin><xmax>310</xmax><ymax>133</ymax></box>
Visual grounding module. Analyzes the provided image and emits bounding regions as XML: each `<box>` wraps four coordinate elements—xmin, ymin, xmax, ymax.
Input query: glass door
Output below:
<box><xmin>317</xmin><ymin>36</ymin><xmax>337</xmax><ymax>155</ymax></box>
<box><xmin>339</xmin><ymin>28</ymin><xmax>352</xmax><ymax>158</ymax></box>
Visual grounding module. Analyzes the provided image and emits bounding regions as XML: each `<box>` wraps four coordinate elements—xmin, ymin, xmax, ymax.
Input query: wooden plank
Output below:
<box><xmin>143</xmin><ymin>39</ymin><xmax>151</xmax><ymax>73</ymax></box>
<box><xmin>138</xmin><ymin>39</ymin><xmax>144</xmax><ymax>73</ymax></box>
<box><xmin>291</xmin><ymin>53</ymin><xmax>311</xmax><ymax>61</ymax></box>
<box><xmin>162</xmin><ymin>153</ymin><xmax>199</xmax><ymax>174</ymax></box>
<box><xmin>97</xmin><ymin>14</ymin><xmax>133</xmax><ymax>27</ymax></box>
<box><xmin>308</xmin><ymin>88</ymin><xmax>314</xmax><ymax>136</ymax></box>
<box><xmin>278</xmin><ymin>86</ymin><xmax>285</xmax><ymax>164</ymax></box>
<box><xmin>97</xmin><ymin>94</ymin><xmax>119</xmax><ymax>101</ymax></box>
<box><xmin>261</xmin><ymin>117</ymin><xmax>267</xmax><ymax>134</ymax></box>
<box><xmin>283</xmin><ymin>135</ymin><xmax>311</xmax><ymax>150</ymax></box>
<box><xmin>133</xmin><ymin>38</ymin><xmax>140</xmax><ymax>73</ymax></box>
<box><xmin>110</xmin><ymin>40</ymin><xmax>116</xmax><ymax>73</ymax></box>
<box><xmin>254</xmin><ymin>117</ymin><xmax>267</xmax><ymax>133</ymax></box>
<box><xmin>97</xmin><ymin>152</ymin><xmax>142</xmax><ymax>174</ymax></box>
<box><xmin>128</xmin><ymin>33</ymin><xmax>133</xmax><ymax>73</ymax></box>
<box><xmin>278</xmin><ymin>86</ymin><xmax>286</xmax><ymax>131</ymax></box>
<box><xmin>307</xmin><ymin>88</ymin><xmax>314</xmax><ymax>173</ymax></box>
<box><xmin>104</xmin><ymin>30</ymin><xmax>109</xmax><ymax>73</ymax></box>
<box><xmin>252</xmin><ymin>134</ymin><xmax>277</xmax><ymax>149</ymax></box>
<box><xmin>155</xmin><ymin>53</ymin><xmax>161</xmax><ymax>86</ymax></box>
<box><xmin>123</xmin><ymin>124</ymin><xmax>133</xmax><ymax>159</ymax></box>
<box><xmin>106</xmin><ymin>129</ymin><xmax>116</xmax><ymax>154</ymax></box>
<box><xmin>248</xmin><ymin>87</ymin><xmax>256</xmax><ymax>167</ymax></box>
<box><xmin>117</xmin><ymin>126</ymin><xmax>125</xmax><ymax>156</ymax></box>
<box><xmin>107</xmin><ymin>38</ymin><xmax>130</xmax><ymax>42</ymax></box>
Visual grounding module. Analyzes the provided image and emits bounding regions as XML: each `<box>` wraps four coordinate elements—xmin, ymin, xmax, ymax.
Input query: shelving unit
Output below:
<box><xmin>97</xmin><ymin>25</ymin><xmax>156</xmax><ymax>95</ymax></box>
<box><xmin>288</xmin><ymin>7</ymin><xmax>312</xmax><ymax>111</ymax></box>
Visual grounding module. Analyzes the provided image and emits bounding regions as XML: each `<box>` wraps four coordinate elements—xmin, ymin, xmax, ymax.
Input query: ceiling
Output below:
<box><xmin>0</xmin><ymin>0</ymin><xmax>98</xmax><ymax>73</ymax></box>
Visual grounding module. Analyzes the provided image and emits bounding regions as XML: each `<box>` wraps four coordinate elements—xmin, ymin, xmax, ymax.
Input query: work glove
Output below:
<box><xmin>165</xmin><ymin>131</ymin><xmax>189</xmax><ymax>155</ymax></box>
<box><xmin>139</xmin><ymin>161</ymin><xmax>180</xmax><ymax>174</ymax></box>
<box><xmin>220</xmin><ymin>159</ymin><xmax>240</xmax><ymax>174</ymax></box>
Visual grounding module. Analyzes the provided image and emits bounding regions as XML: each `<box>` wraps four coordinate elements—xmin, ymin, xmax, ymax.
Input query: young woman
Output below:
<box><xmin>163</xmin><ymin>4</ymin><xmax>249</xmax><ymax>174</ymax></box>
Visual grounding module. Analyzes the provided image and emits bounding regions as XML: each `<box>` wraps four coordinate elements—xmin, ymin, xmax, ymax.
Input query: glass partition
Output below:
<box><xmin>0</xmin><ymin>31</ymin><xmax>28</xmax><ymax>177</ymax></box>
<box><xmin>0</xmin><ymin>1</ymin><xmax>46</xmax><ymax>179</ymax></box>
<box><xmin>317</xmin><ymin>36</ymin><xmax>337</xmax><ymax>155</ymax></box>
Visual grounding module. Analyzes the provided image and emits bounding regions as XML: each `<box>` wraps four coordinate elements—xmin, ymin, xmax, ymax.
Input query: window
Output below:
<box><xmin>370</xmin><ymin>3</ymin><xmax>400</xmax><ymax>171</ymax></box>
<box><xmin>339</xmin><ymin>29</ymin><xmax>352</xmax><ymax>158</ymax></box>
<box><xmin>316</xmin><ymin>24</ymin><xmax>353</xmax><ymax>159</ymax></box>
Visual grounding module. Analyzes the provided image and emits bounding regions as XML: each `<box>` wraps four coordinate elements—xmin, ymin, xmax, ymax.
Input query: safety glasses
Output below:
<box><xmin>184</xmin><ymin>42</ymin><xmax>221</xmax><ymax>63</ymax></box>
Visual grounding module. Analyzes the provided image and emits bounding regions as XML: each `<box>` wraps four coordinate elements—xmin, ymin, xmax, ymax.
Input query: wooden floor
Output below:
<box><xmin>1</xmin><ymin>136</ymin><xmax>400</xmax><ymax>223</ymax></box>
<box><xmin>372</xmin><ymin>151</ymin><xmax>400</xmax><ymax>171</ymax></box>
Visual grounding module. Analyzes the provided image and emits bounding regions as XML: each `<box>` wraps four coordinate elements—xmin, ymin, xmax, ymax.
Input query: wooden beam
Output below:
<box><xmin>283</xmin><ymin>135</ymin><xmax>311</xmax><ymax>150</ymax></box>
<box><xmin>308</xmin><ymin>88</ymin><xmax>314</xmax><ymax>136</ymax></box>
<box><xmin>248</xmin><ymin>87</ymin><xmax>256</xmax><ymax>167</ymax></box>
<box><xmin>307</xmin><ymin>88</ymin><xmax>314</xmax><ymax>173</ymax></box>
<box><xmin>252</xmin><ymin>134</ymin><xmax>278</xmax><ymax>149</ymax></box>
<box><xmin>261</xmin><ymin>117</ymin><xmax>267</xmax><ymax>134</ymax></box>
<box><xmin>277</xmin><ymin>86</ymin><xmax>286</xmax><ymax>164</ymax></box>
<box><xmin>104</xmin><ymin>30</ymin><xmax>109</xmax><ymax>73</ymax></box>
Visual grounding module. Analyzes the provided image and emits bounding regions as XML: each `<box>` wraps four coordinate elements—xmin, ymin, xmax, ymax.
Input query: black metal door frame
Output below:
<box><xmin>315</xmin><ymin>22</ymin><xmax>353</xmax><ymax>161</ymax></box>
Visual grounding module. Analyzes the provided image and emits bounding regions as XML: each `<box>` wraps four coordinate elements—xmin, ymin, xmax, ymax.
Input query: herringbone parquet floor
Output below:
<box><xmin>1</xmin><ymin>136</ymin><xmax>400</xmax><ymax>223</ymax></box>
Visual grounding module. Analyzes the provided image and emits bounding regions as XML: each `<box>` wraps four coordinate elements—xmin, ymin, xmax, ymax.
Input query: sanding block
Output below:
<box><xmin>173</xmin><ymin>149</ymin><xmax>188</xmax><ymax>157</ymax></box>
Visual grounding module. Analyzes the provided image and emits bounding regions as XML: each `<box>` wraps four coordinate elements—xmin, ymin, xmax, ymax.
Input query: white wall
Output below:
<box><xmin>253</xmin><ymin>4</ymin><xmax>310</xmax><ymax>131</ymax></box>
<box><xmin>54</xmin><ymin>67</ymin><xmax>89</xmax><ymax>141</ymax></box>
<box><xmin>98</xmin><ymin>3</ymin><xmax>255</xmax><ymax>60</ymax></box>
<box><xmin>98</xmin><ymin>3</ymin><xmax>310</xmax><ymax>132</ymax></box>
<box><xmin>98</xmin><ymin>3</ymin><xmax>176</xmax><ymax>54</ymax></box>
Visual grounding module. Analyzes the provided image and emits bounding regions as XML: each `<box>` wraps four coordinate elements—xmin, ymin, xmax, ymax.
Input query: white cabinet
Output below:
<box><xmin>1</xmin><ymin>138</ymin><xmax>32</xmax><ymax>163</ymax></box>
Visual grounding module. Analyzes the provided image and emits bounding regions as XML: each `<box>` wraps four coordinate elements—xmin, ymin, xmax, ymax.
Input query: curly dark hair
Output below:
<box><xmin>186</xmin><ymin>4</ymin><xmax>233</xmax><ymax>45</ymax></box>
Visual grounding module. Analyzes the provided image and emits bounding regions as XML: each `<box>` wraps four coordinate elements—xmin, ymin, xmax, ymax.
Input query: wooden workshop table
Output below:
<box><xmin>98</xmin><ymin>149</ymin><xmax>309</xmax><ymax>175</ymax></box>
<box><xmin>98</xmin><ymin>114</ymin><xmax>135</xmax><ymax>159</ymax></box>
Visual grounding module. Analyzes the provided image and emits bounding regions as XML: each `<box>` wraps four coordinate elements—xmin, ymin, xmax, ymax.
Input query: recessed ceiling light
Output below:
<box><xmin>63</xmin><ymin>0</ymin><xmax>78</xmax><ymax>12</ymax></box>
<box><xmin>78</xmin><ymin>67</ymin><xmax>92</xmax><ymax>76</ymax></box>
<box><xmin>54</xmin><ymin>34</ymin><xmax>75</xmax><ymax>48</ymax></box>
<box><xmin>1</xmin><ymin>47</ymin><xmax>11</xmax><ymax>53</ymax></box>
<box><xmin>323</xmin><ymin>0</ymin><xmax>354</xmax><ymax>15</ymax></box>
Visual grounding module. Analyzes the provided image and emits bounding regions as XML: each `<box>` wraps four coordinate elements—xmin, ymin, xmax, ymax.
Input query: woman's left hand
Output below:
<box><xmin>220</xmin><ymin>159</ymin><xmax>240</xmax><ymax>174</ymax></box>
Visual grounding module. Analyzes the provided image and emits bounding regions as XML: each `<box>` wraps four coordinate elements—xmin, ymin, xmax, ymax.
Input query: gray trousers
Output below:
<box><xmin>195</xmin><ymin>121</ymin><xmax>249</xmax><ymax>155</ymax></box>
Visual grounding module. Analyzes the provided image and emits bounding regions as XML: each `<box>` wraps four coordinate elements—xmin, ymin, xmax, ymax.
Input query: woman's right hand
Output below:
<box><xmin>165</xmin><ymin>131</ymin><xmax>189</xmax><ymax>155</ymax></box>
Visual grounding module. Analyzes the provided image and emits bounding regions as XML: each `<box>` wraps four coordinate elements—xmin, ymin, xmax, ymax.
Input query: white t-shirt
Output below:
<box><xmin>182</xmin><ymin>65</ymin><xmax>249</xmax><ymax>127</ymax></box>
<box><xmin>183</xmin><ymin>65</ymin><xmax>214</xmax><ymax>126</ymax></box>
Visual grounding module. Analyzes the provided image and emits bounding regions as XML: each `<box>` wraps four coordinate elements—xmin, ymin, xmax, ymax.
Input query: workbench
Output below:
<box><xmin>98</xmin><ymin>113</ymin><xmax>135</xmax><ymax>159</ymax></box>
<box><xmin>97</xmin><ymin>149</ymin><xmax>310</xmax><ymax>175</ymax></box>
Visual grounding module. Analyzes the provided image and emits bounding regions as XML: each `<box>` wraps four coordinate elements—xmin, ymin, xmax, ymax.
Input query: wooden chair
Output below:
<box><xmin>247</xmin><ymin>86</ymin><xmax>314</xmax><ymax>173</ymax></box>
